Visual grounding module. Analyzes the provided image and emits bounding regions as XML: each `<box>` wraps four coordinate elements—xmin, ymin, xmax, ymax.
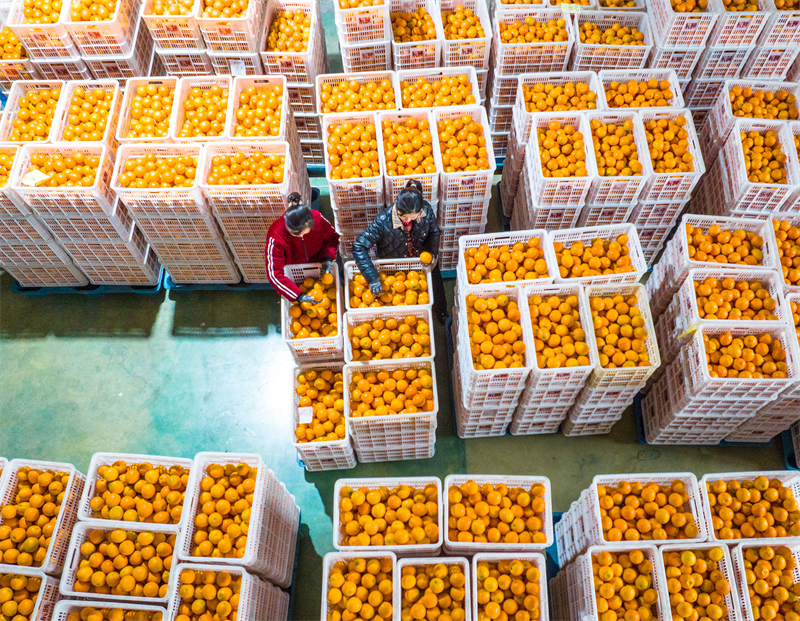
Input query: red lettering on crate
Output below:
<box><xmin>357</xmin><ymin>15</ymin><xmax>372</xmax><ymax>26</ymax></box>
<box><xmin>218</xmin><ymin>26</ymin><xmax>233</xmax><ymax>36</ymax></box>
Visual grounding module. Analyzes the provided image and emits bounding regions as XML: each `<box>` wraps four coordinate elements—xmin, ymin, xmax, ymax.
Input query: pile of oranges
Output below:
<box><xmin>320</xmin><ymin>80</ymin><xmax>396</xmax><ymax>114</ymax></box>
<box><xmin>443</xmin><ymin>6</ymin><xmax>484</xmax><ymax>40</ymax></box>
<box><xmin>382</xmin><ymin>117</ymin><xmax>437</xmax><ymax>177</ymax></box>
<box><xmin>663</xmin><ymin>547</ymin><xmax>732</xmax><ymax>621</ymax></box>
<box><xmin>0</xmin><ymin>28</ymin><xmax>26</xmax><ymax>60</ymax></box>
<box><xmin>72</xmin><ymin>528</ymin><xmax>174</xmax><ymax>598</ymax></box>
<box><xmin>346</xmin><ymin>366</ymin><xmax>435</xmax><ymax>417</ymax></box>
<box><xmin>644</xmin><ymin>116</ymin><xmax>695</xmax><ymax>173</ymax></box>
<box><xmin>26</xmin><ymin>151</ymin><xmax>101</xmax><ymax>188</ymax></box>
<box><xmin>0</xmin><ymin>151</ymin><xmax>18</xmax><ymax>187</ymax></box>
<box><xmin>671</xmin><ymin>0</ymin><xmax>707</xmax><ymax>10</ymax></box>
<box><xmin>464</xmin><ymin>293</ymin><xmax>527</xmax><ymax>370</ymax></box>
<box><xmin>522</xmin><ymin>81</ymin><xmax>599</xmax><ymax>113</ymax></box>
<box><xmin>437</xmin><ymin>113</ymin><xmax>490</xmax><ymax>172</ymax></box>
<box><xmin>189</xmin><ymin>462</ymin><xmax>258</xmax><ymax>558</ymax></box>
<box><xmin>70</xmin><ymin>0</ymin><xmax>118</xmax><ymax>22</ymax></box>
<box><xmin>265</xmin><ymin>9</ymin><xmax>311</xmax><ymax>52</ymax></box>
<box><xmin>200</xmin><ymin>0</ymin><xmax>248</xmax><ymax>17</ymax></box>
<box><xmin>175</xmin><ymin>568</ymin><xmax>240</xmax><ymax>621</ymax></box>
<box><xmin>294</xmin><ymin>368</ymin><xmax>346</xmax><ymax>444</ymax></box>
<box><xmin>729</xmin><ymin>85</ymin><xmax>799</xmax><ymax>120</ymax></box>
<box><xmin>463</xmin><ymin>238</ymin><xmax>549</xmax><ymax>285</ymax></box>
<box><xmin>65</xmin><ymin>607</ymin><xmax>164</xmax><ymax>621</ymax></box>
<box><xmin>775</xmin><ymin>0</ymin><xmax>800</xmax><ymax>7</ymax></box>
<box><xmin>579</xmin><ymin>22</ymin><xmax>646</xmax><ymax>45</ymax></box>
<box><xmin>605</xmin><ymin>79</ymin><xmax>676</xmax><ymax>109</ymax></box>
<box><xmin>338</xmin><ymin>483</ymin><xmax>439</xmax><ymax>547</ymax></box>
<box><xmin>87</xmin><ymin>460</ymin><xmax>189</xmax><ymax>525</ymax></box>
<box><xmin>552</xmin><ymin>0</ymin><xmax>590</xmax><ymax>4</ymax></box>
<box><xmin>288</xmin><ymin>275</ymin><xmax>338</xmax><ymax>340</ymax></box>
<box><xmin>399</xmin><ymin>563</ymin><xmax>467</xmax><ymax>621</ymax></box>
<box><xmin>591</xmin><ymin>118</ymin><xmax>643</xmax><ymax>178</ymax></box>
<box><xmin>596</xmin><ymin>480</ymin><xmax>699</xmax><ymax>541</ymax></box>
<box><xmin>702</xmin><ymin>332</ymin><xmax>789</xmax><ymax>379</ymax></box>
<box><xmin>151</xmin><ymin>0</ymin><xmax>193</xmax><ymax>15</ymax></box>
<box><xmin>391</xmin><ymin>8</ymin><xmax>437</xmax><ymax>42</ymax></box>
<box><xmin>447</xmin><ymin>480</ymin><xmax>547</xmax><ymax>545</ymax></box>
<box><xmin>60</xmin><ymin>85</ymin><xmax>114</xmax><ymax>142</ymax></box>
<box><xmin>475</xmin><ymin>559</ymin><xmax>542</xmax><ymax>620</ymax></box>
<box><xmin>339</xmin><ymin>0</ymin><xmax>384</xmax><ymax>6</ymax></box>
<box><xmin>176</xmin><ymin>84</ymin><xmax>228</xmax><ymax>140</ymax></box>
<box><xmin>536</xmin><ymin>120</ymin><xmax>589</xmax><ymax>179</ymax></box>
<box><xmin>590</xmin><ymin>294</ymin><xmax>652</xmax><ymax>370</ymax></box>
<box><xmin>739</xmin><ymin>545</ymin><xmax>800</xmax><ymax>621</ymax></box>
<box><xmin>0</xmin><ymin>466</ymin><xmax>72</xmax><ymax>567</ymax></box>
<box><xmin>600</xmin><ymin>0</ymin><xmax>638</xmax><ymax>5</ymax></box>
<box><xmin>530</xmin><ymin>294</ymin><xmax>591</xmax><ymax>370</ymax></box>
<box><xmin>126</xmin><ymin>83</ymin><xmax>175</xmax><ymax>140</ymax></box>
<box><xmin>348</xmin><ymin>315</ymin><xmax>431</xmax><ymax>362</ymax></box>
<box><xmin>775</xmin><ymin>219</ymin><xmax>800</xmax><ymax>287</ymax></box>
<box><xmin>400</xmin><ymin>76</ymin><xmax>477</xmax><ymax>109</ymax></box>
<box><xmin>685</xmin><ymin>224</ymin><xmax>766</xmax><ymax>266</ymax></box>
<box><xmin>0</xmin><ymin>572</ymin><xmax>43</xmax><ymax>621</ymax></box>
<box><xmin>232</xmin><ymin>83</ymin><xmax>284</xmax><ymax>138</ymax></box>
<box><xmin>326</xmin><ymin>557</ymin><xmax>394</xmax><ymax>621</ymax></box>
<box><xmin>348</xmin><ymin>269</ymin><xmax>430</xmax><ymax>308</ymax></box>
<box><xmin>792</xmin><ymin>300</ymin><xmax>800</xmax><ymax>344</ymax></box>
<box><xmin>592</xmin><ymin>550</ymin><xmax>660</xmax><ymax>619</ymax></box>
<box><xmin>116</xmin><ymin>154</ymin><xmax>199</xmax><ymax>189</ymax></box>
<box><xmin>555</xmin><ymin>235</ymin><xmax>636</xmax><ymax>279</ymax></box>
<box><xmin>9</xmin><ymin>88</ymin><xmax>61</xmax><ymax>142</ymax></box>
<box><xmin>722</xmin><ymin>0</ymin><xmax>758</xmax><ymax>11</ymax></box>
<box><xmin>705</xmin><ymin>477</ymin><xmax>800</xmax><ymax>539</ymax></box>
<box><xmin>498</xmin><ymin>17</ymin><xmax>569</xmax><ymax>44</ymax></box>
<box><xmin>326</xmin><ymin>121</ymin><xmax>380</xmax><ymax>180</ymax></box>
<box><xmin>22</xmin><ymin>0</ymin><xmax>62</xmax><ymax>23</ymax></box>
<box><xmin>692</xmin><ymin>276</ymin><xmax>780</xmax><ymax>322</ymax></box>
<box><xmin>205</xmin><ymin>152</ymin><xmax>286</xmax><ymax>186</ymax></box>
<box><xmin>741</xmin><ymin>130</ymin><xmax>789</xmax><ymax>184</ymax></box>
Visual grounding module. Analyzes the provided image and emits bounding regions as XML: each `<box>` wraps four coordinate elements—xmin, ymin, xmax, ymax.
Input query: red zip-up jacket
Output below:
<box><xmin>265</xmin><ymin>211</ymin><xmax>340</xmax><ymax>301</ymax></box>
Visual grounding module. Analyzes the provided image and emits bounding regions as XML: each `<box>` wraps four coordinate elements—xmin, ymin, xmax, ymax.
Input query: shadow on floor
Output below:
<box><xmin>0</xmin><ymin>272</ymin><xmax>166</xmax><ymax>338</ymax></box>
<box><xmin>170</xmin><ymin>288</ymin><xmax>282</xmax><ymax>337</ymax></box>
<box><xmin>292</xmin><ymin>523</ymin><xmax>324</xmax><ymax>621</ymax></box>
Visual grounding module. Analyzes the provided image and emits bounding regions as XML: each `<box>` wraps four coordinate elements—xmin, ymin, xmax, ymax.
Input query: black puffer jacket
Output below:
<box><xmin>352</xmin><ymin>203</ymin><xmax>441</xmax><ymax>284</ymax></box>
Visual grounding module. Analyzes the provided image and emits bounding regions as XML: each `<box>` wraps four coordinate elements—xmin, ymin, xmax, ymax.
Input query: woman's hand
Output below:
<box><xmin>320</xmin><ymin>259</ymin><xmax>334</xmax><ymax>275</ymax></box>
<box><xmin>369</xmin><ymin>281</ymin><xmax>383</xmax><ymax>297</ymax></box>
<box><xmin>296</xmin><ymin>294</ymin><xmax>316</xmax><ymax>304</ymax></box>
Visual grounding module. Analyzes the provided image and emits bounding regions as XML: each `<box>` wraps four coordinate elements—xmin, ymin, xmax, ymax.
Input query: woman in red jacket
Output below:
<box><xmin>265</xmin><ymin>192</ymin><xmax>340</xmax><ymax>303</ymax></box>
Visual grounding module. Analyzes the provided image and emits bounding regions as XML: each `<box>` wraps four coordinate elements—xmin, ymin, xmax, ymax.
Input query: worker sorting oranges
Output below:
<box><xmin>264</xmin><ymin>192</ymin><xmax>340</xmax><ymax>303</ymax></box>
<box><xmin>352</xmin><ymin>180</ymin><xmax>449</xmax><ymax>322</ymax></box>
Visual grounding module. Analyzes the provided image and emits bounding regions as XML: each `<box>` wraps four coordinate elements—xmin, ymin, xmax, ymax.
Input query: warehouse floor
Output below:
<box><xmin>0</xmin><ymin>183</ymin><xmax>787</xmax><ymax>619</ymax></box>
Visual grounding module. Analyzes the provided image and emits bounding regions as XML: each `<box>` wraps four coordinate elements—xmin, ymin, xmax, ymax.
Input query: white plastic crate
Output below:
<box><xmin>353</xmin><ymin>440</ymin><xmax>436</xmax><ymax>462</ymax></box>
<box><xmin>742</xmin><ymin>45</ymin><xmax>800</xmax><ymax>80</ymax></box>
<box><xmin>344</xmin><ymin>306</ymin><xmax>434</xmax><ymax>363</ymax></box>
<box><xmin>683</xmin><ymin>78</ymin><xmax>726</xmax><ymax>109</ymax></box>
<box><xmin>548</xmin><ymin>223</ymin><xmax>646</xmax><ymax>285</ymax></box>
<box><xmin>111</xmin><ymin>143</ymin><xmax>207</xmax><ymax>216</ymax></box>
<box><xmin>323</xmin><ymin>111</ymin><xmax>385</xmax><ymax>208</ymax></box>
<box><xmin>706</xmin><ymin>0</ymin><xmax>769</xmax><ymax>48</ymax></box>
<box><xmin>397</xmin><ymin>66</ymin><xmax>481</xmax><ymax>110</ymax></box>
<box><xmin>343</xmin><ymin>258</ymin><xmax>432</xmax><ymax>311</ymax></box>
<box><xmin>598</xmin><ymin>68</ymin><xmax>685</xmax><ymax>110</ymax></box>
<box><xmin>287</xmin><ymin>82</ymin><xmax>316</xmax><ymax>114</ymax></box>
<box><xmin>571</xmin><ymin>11</ymin><xmax>654</xmax><ymax>72</ymax></box>
<box><xmin>488</xmin><ymin>103</ymin><xmax>512</xmax><ymax>135</ymax></box>
<box><xmin>316</xmin><ymin>70</ymin><xmax>399</xmax><ymax>115</ymax></box>
<box><xmin>492</xmin><ymin>8</ymin><xmax>573</xmax><ymax>76</ymax></box>
<box><xmin>334</xmin><ymin>0</ymin><xmax>390</xmax><ymax>45</ymax></box>
<box><xmin>340</xmin><ymin>39</ymin><xmax>393</xmax><ymax>73</ymax></box>
<box><xmin>64</xmin><ymin>0</ymin><xmax>137</xmax><ymax>56</ymax></box>
<box><xmin>333</xmin><ymin>202</ymin><xmax>384</xmax><ymax>232</ymax></box>
<box><xmin>51</xmin><ymin>79</ymin><xmax>121</xmax><ymax>152</ymax></box>
<box><xmin>142</xmin><ymin>0</ymin><xmax>204</xmax><ymax>50</ymax></box>
<box><xmin>440</xmin><ymin>0</ymin><xmax>491</xmax><ymax>70</ymax></box>
<box><xmin>227</xmin><ymin>75</ymin><xmax>289</xmax><ymax>140</ymax></box>
<box><xmin>731</xmin><ymin>540</ymin><xmax>800</xmax><ymax>621</ymax></box>
<box><xmin>0</xmin><ymin>567</ymin><xmax>60</xmax><ymax>621</ymax></box>
<box><xmin>648</xmin><ymin>0</ymin><xmax>717</xmax><ymax>47</ymax></box>
<box><xmin>7</xmin><ymin>0</ymin><xmax>78</xmax><ymax>59</ymax></box>
<box><xmin>157</xmin><ymin>48</ymin><xmax>212</xmax><ymax>75</ymax></box>
<box><xmin>197</xmin><ymin>0</ymin><xmax>263</xmax><ymax>52</ymax></box>
<box><xmin>135</xmin><ymin>214</ymin><xmax>219</xmax><ymax>241</ymax></box>
<box><xmin>638</xmin><ymin>108</ymin><xmax>706</xmax><ymax>202</ymax></box>
<box><xmin>575</xmin><ymin>383</ymin><xmax>641</xmax><ymax>408</ymax></box>
<box><xmin>260</xmin><ymin>0</ymin><xmax>322</xmax><ymax>81</ymax></box>
<box><xmin>582</xmin><ymin>282</ymin><xmax>661</xmax><ymax>389</ymax></box>
<box><xmin>0</xmin><ymin>459</ymin><xmax>85</xmax><ymax>576</ymax></box>
<box><xmin>0</xmin><ymin>57</ymin><xmax>39</xmax><ymax>94</ymax></box>
<box><xmin>471</xmin><ymin>553</ymin><xmax>548</xmax><ymax>621</ymax></box>
<box><xmin>280</xmin><ymin>262</ymin><xmax>344</xmax><ymax>363</ymax></box>
<box><xmin>489</xmin><ymin>72</ymin><xmax>519</xmax><ymax>109</ymax></box>
<box><xmin>294</xmin><ymin>112</ymin><xmax>322</xmax><ymax>141</ymax></box>
<box><xmin>208</xmin><ymin>48</ymin><xmax>264</xmax><ymax>76</ymax></box>
<box><xmin>725</xmin><ymin>405</ymin><xmax>800</xmax><ymax>442</ymax></box>
<box><xmin>320</xmin><ymin>551</ymin><xmax>396</xmax><ymax>621</ymax></box>
<box><xmin>115</xmin><ymin>77</ymin><xmax>179</xmax><ymax>145</ymax></box>
<box><xmin>0</xmin><ymin>215</ymin><xmax>50</xmax><ymax>244</ymax></box>
<box><xmin>40</xmin><ymin>205</ymin><xmax>133</xmax><ymax>243</ymax></box>
<box><xmin>694</xmin><ymin>46</ymin><xmax>754</xmax><ymax>81</ymax></box>
<box><xmin>377</xmin><ymin>108</ymin><xmax>440</xmax><ymax>204</ymax></box>
<box><xmin>510</xmin><ymin>402</ymin><xmax>571</xmax><ymax>435</ymax></box>
<box><xmin>456</xmin><ymin>230</ymin><xmax>555</xmax><ymax>288</ymax></box>
<box><xmin>165</xmin><ymin>260</ymin><xmax>241</xmax><ymax>284</ymax></box>
<box><xmin>30</xmin><ymin>55</ymin><xmax>91</xmax><ymax>81</ymax></box>
<box><xmin>700</xmin><ymin>471</ymin><xmax>800</xmax><ymax>544</ymax></box>
<box><xmin>389</xmin><ymin>0</ymin><xmax>444</xmax><ymax>72</ymax></box>
<box><xmin>53</xmin><ymin>601</ymin><xmax>167</xmax><ymax>621</ymax></box>
<box><xmin>343</xmin><ymin>358</ymin><xmax>439</xmax><ymax>443</ymax></box>
<box><xmin>83</xmin><ymin>16</ymin><xmax>155</xmax><ymax>82</ymax></box>
<box><xmin>171</xmin><ymin>75</ymin><xmax>233</xmax><ymax>143</ymax></box>
<box><xmin>395</xmin><ymin>557</ymin><xmax>471</xmax><ymax>620</ymax></box>
<box><xmin>648</xmin><ymin>43</ymin><xmax>703</xmax><ymax>80</ymax></box>
<box><xmin>444</xmin><ymin>475</ymin><xmax>553</xmax><ymax>554</ymax></box>
<box><xmin>151</xmin><ymin>239</ymin><xmax>233</xmax><ymax>264</ymax></box>
<box><xmin>4</xmin><ymin>262</ymin><xmax>89</xmax><ymax>287</ymax></box>
<box><xmin>437</xmin><ymin>196</ymin><xmax>490</xmax><ymax>227</ymax></box>
<box><xmin>333</xmin><ymin>477</ymin><xmax>443</xmax><ymax>555</ymax></box>
<box><xmin>78</xmin><ymin>250</ymin><xmax>161</xmax><ymax>286</ymax></box>
<box><xmin>576</xmin><ymin>203</ymin><xmax>633</xmax><ymax>227</ymax></box>
<box><xmin>629</xmin><ymin>199</ymin><xmax>685</xmax><ymax>227</ymax></box>
<box><xmin>453</xmin><ymin>363</ymin><xmax>517</xmax><ymax>437</ymax></box>
<box><xmin>0</xmin><ymin>79</ymin><xmax>67</xmax><ymax>143</ymax></box>
<box><xmin>759</xmin><ymin>0</ymin><xmax>800</xmax><ymax>47</ymax></box>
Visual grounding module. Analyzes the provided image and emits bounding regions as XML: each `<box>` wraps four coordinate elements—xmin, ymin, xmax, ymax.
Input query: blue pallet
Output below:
<box><xmin>634</xmin><ymin>393</ymin><xmax>775</xmax><ymax>447</ymax></box>
<box><xmin>11</xmin><ymin>269</ymin><xmax>165</xmax><ymax>296</ymax></box>
<box><xmin>784</xmin><ymin>430</ymin><xmax>798</xmax><ymax>471</ymax></box>
<box><xmin>441</xmin><ymin>269</ymin><xmax>456</xmax><ymax>279</ymax></box>
<box><xmin>546</xmin><ymin>512</ymin><xmax>562</xmax><ymax>574</ymax></box>
<box><xmin>164</xmin><ymin>274</ymin><xmax>274</xmax><ymax>292</ymax></box>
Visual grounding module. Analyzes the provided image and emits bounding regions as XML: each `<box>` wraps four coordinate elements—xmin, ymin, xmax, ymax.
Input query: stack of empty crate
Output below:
<box><xmin>0</xmin><ymin>5</ymin><xmax>39</xmax><ymax>94</ymax></box>
<box><xmin>743</xmin><ymin>1</ymin><xmax>800</xmax><ymax>81</ymax></box>
<box><xmin>388</xmin><ymin>0</ymin><xmax>443</xmax><ymax>74</ymax></box>
<box><xmin>440</xmin><ymin>0</ymin><xmax>492</xmax><ymax>105</ymax></box>
<box><xmin>142</xmin><ymin>0</ymin><xmax>212</xmax><ymax>77</ymax></box>
<box><xmin>335</xmin><ymin>0</ymin><xmax>392</xmax><ymax>75</ymax></box>
<box><xmin>195</xmin><ymin>0</ymin><xmax>266</xmax><ymax>76</ymax></box>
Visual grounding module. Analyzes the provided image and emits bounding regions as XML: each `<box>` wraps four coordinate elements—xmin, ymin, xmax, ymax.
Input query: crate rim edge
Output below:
<box><xmin>141</xmin><ymin>0</ymin><xmax>202</xmax><ymax>18</ymax></box>
<box><xmin>512</xmin><ymin>70</ymin><xmax>607</xmax><ymax>117</ymax></box>
<box><xmin>10</xmin><ymin>142</ymin><xmax>112</xmax><ymax>196</ymax></box>
<box><xmin>597</xmin><ymin>68</ymin><xmax>686</xmax><ymax>111</ymax></box>
<box><xmin>0</xmin><ymin>79</ymin><xmax>70</xmax><ymax>145</ymax></box>
<box><xmin>471</xmin><ymin>552</ymin><xmax>549</xmax><ymax>621</ymax></box>
<box><xmin>585</xmin><ymin>110</ymin><xmax>653</xmax><ymax>185</ymax></box>
<box><xmin>197</xmin><ymin>140</ymin><xmax>293</xmax><ymax>191</ymax></box>
<box><xmin>110</xmin><ymin>142</ymin><xmax>207</xmax><ymax>197</ymax></box>
<box><xmin>227</xmin><ymin>74</ymin><xmax>289</xmax><ymax>140</ymax></box>
<box><xmin>170</xmin><ymin>75</ymin><xmax>236</xmax><ymax>143</ymax></box>
<box><xmin>115</xmin><ymin>76</ymin><xmax>181</xmax><ymax>144</ymax></box>
<box><xmin>315</xmin><ymin>70</ymin><xmax>400</xmax><ymax>116</ymax></box>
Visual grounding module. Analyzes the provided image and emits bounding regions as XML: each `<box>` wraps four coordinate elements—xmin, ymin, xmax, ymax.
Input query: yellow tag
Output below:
<box><xmin>21</xmin><ymin>169</ymin><xmax>51</xmax><ymax>187</ymax></box>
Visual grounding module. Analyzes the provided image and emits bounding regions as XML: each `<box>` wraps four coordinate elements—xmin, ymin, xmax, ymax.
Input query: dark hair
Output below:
<box><xmin>396</xmin><ymin>180</ymin><xmax>424</xmax><ymax>215</ymax></box>
<box><xmin>284</xmin><ymin>192</ymin><xmax>314</xmax><ymax>234</ymax></box>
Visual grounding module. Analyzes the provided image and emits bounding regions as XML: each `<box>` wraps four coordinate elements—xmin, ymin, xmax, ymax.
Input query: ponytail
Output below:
<box><xmin>284</xmin><ymin>192</ymin><xmax>314</xmax><ymax>234</ymax></box>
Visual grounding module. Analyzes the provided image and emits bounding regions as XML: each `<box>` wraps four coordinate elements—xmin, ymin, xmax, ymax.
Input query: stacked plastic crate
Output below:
<box><xmin>389</xmin><ymin>0</ymin><xmax>443</xmax><ymax>74</ymax></box>
<box><xmin>570</xmin><ymin>10</ymin><xmax>654</xmax><ymax>73</ymax></box>
<box><xmin>335</xmin><ymin>0</ymin><xmax>392</xmax><ymax>76</ymax></box>
<box><xmin>142</xmin><ymin>0</ymin><xmax>212</xmax><ymax>77</ymax></box>
<box><xmin>742</xmin><ymin>1</ymin><xmax>800</xmax><ymax>81</ymax></box>
<box><xmin>0</xmin><ymin>7</ymin><xmax>40</xmax><ymax>94</ymax></box>
<box><xmin>488</xmin><ymin>6</ymin><xmax>573</xmax><ymax>161</ymax></box>
<box><xmin>192</xmin><ymin>0</ymin><xmax>265</xmax><ymax>76</ymax></box>
<box><xmin>440</xmin><ymin>0</ymin><xmax>492</xmax><ymax>104</ymax></box>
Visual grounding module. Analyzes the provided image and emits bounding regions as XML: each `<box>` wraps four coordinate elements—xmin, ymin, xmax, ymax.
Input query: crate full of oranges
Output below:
<box><xmin>344</xmin><ymin>258</ymin><xmax>433</xmax><ymax>311</ymax></box>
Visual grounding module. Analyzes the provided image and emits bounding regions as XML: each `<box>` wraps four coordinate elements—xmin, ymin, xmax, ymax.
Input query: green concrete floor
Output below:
<box><xmin>0</xmin><ymin>187</ymin><xmax>787</xmax><ymax>620</ymax></box>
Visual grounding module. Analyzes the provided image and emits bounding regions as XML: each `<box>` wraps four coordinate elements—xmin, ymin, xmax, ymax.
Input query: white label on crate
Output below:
<box><xmin>734</xmin><ymin>17</ymin><xmax>752</xmax><ymax>30</ymax></box>
<box><xmin>357</xmin><ymin>14</ymin><xmax>373</xmax><ymax>26</ymax></box>
<box><xmin>280</xmin><ymin>59</ymin><xmax>294</xmax><ymax>71</ymax></box>
<box><xmin>560</xmin><ymin>3</ymin><xmax>580</xmax><ymax>13</ymax></box>
<box><xmin>411</xmin><ymin>49</ymin><xmax>426</xmax><ymax>60</ymax></box>
<box><xmin>230</xmin><ymin>59</ymin><xmax>247</xmax><ymax>76</ymax></box>
<box><xmin>361</xmin><ymin>50</ymin><xmax>375</xmax><ymax>61</ymax></box>
<box><xmin>460</xmin><ymin>177</ymin><xmax>474</xmax><ymax>186</ymax></box>
<box><xmin>87</xmin><ymin>29</ymin><xmax>102</xmax><ymax>39</ymax></box>
<box><xmin>298</xmin><ymin>406</ymin><xmax>314</xmax><ymax>424</ymax></box>
<box><xmin>21</xmin><ymin>170</ymin><xmax>50</xmax><ymax>187</ymax></box>
<box><xmin>461</xmin><ymin>44</ymin><xmax>474</xmax><ymax>56</ymax></box>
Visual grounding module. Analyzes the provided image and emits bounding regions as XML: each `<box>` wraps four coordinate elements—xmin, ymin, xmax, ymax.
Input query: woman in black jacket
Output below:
<box><xmin>352</xmin><ymin>180</ymin><xmax>449</xmax><ymax>321</ymax></box>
